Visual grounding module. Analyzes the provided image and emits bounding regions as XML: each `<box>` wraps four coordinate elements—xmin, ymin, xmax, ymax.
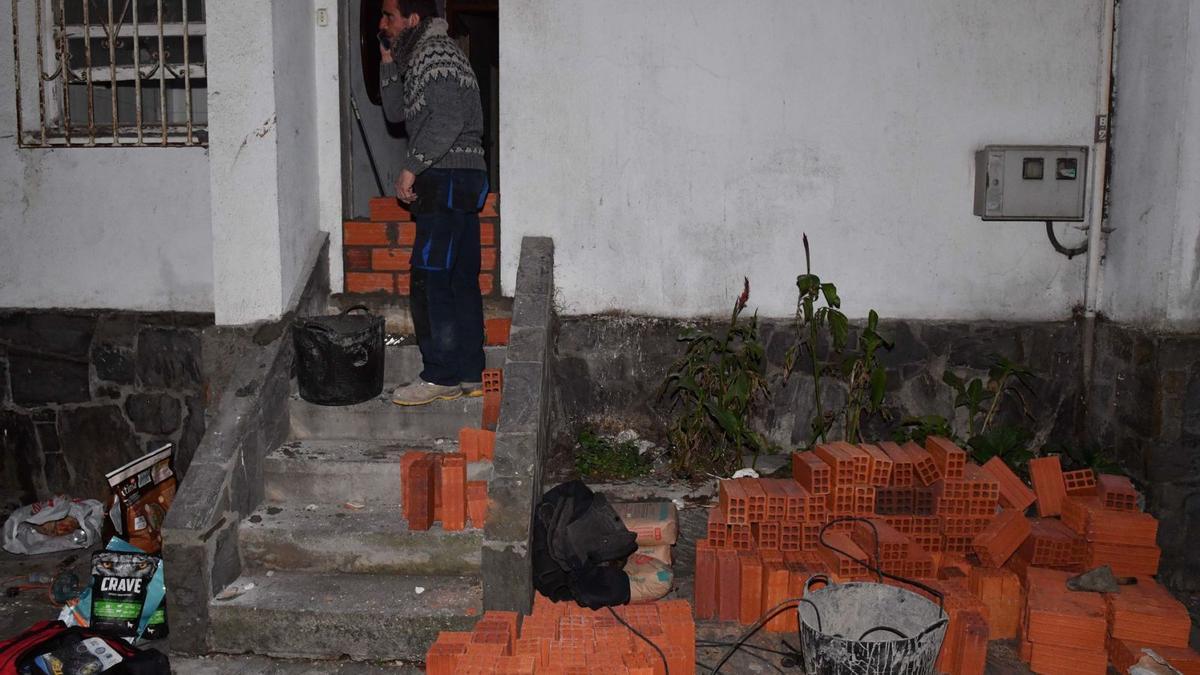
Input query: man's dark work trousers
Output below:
<box><xmin>409</xmin><ymin>168</ymin><xmax>488</xmax><ymax>386</ymax></box>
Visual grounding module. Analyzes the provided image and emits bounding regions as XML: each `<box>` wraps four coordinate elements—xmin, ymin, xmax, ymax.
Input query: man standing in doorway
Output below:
<box><xmin>379</xmin><ymin>0</ymin><xmax>488</xmax><ymax>405</ymax></box>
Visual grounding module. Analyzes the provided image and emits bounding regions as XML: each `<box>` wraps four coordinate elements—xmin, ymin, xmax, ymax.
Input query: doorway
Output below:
<box><xmin>342</xmin><ymin>0</ymin><xmax>499</xmax><ymax>219</ymax></box>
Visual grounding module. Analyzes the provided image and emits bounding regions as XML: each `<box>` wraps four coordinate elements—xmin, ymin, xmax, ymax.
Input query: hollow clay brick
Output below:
<box><xmin>408</xmin><ymin>457</ymin><xmax>436</xmax><ymax>530</ymax></box>
<box><xmin>860</xmin><ymin>443</ymin><xmax>894</xmax><ymax>487</ymax></box>
<box><xmin>719</xmin><ymin>480</ymin><xmax>749</xmax><ymax>525</ymax></box>
<box><xmin>467</xmin><ymin>481</ymin><xmax>488</xmax><ymax>528</ymax></box>
<box><xmin>791</xmin><ymin>452</ymin><xmax>831</xmax><ymax>494</ymax></box>
<box><xmin>904</xmin><ymin>441</ymin><xmax>941</xmax><ymax>485</ymax></box>
<box><xmin>1097</xmin><ymin>474</ymin><xmax>1139</xmax><ymax>511</ymax></box>
<box><xmin>981</xmin><ymin>456</ymin><xmax>1037</xmax><ymax>512</ymax></box>
<box><xmin>694</xmin><ymin>540</ymin><xmax>718</xmax><ymax>620</ymax></box>
<box><xmin>738</xmin><ymin>478</ymin><xmax>767</xmax><ymax>523</ymax></box>
<box><xmin>1028</xmin><ymin>456</ymin><xmax>1068</xmax><ymax>517</ymax></box>
<box><xmin>716</xmin><ymin>548</ymin><xmax>741</xmax><ymax>622</ymax></box>
<box><xmin>831</xmin><ymin>441</ymin><xmax>871</xmax><ymax>484</ymax></box>
<box><xmin>440</xmin><ymin>453</ymin><xmax>467</xmax><ymax>531</ymax></box>
<box><xmin>738</xmin><ymin>551</ymin><xmax>764</xmax><ymax>625</ymax></box>
<box><xmin>925</xmin><ymin>436</ymin><xmax>966</xmax><ymax>480</ymax></box>
<box><xmin>878</xmin><ymin>441</ymin><xmax>915</xmax><ymax>487</ymax></box>
<box><xmin>813</xmin><ymin>444</ymin><xmax>855</xmax><ymax>485</ymax></box>
<box><xmin>1062</xmin><ymin>468</ymin><xmax>1097</xmax><ymax>496</ymax></box>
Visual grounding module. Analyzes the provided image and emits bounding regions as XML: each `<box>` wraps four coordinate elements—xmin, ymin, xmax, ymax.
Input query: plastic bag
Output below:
<box><xmin>1</xmin><ymin>496</ymin><xmax>104</xmax><ymax>555</ymax></box>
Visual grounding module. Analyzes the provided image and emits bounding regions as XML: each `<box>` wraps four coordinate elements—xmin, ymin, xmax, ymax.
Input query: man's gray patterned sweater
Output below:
<box><xmin>380</xmin><ymin>18</ymin><xmax>486</xmax><ymax>175</ymax></box>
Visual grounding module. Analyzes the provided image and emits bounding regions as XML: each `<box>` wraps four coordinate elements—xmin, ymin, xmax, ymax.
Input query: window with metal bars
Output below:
<box><xmin>11</xmin><ymin>0</ymin><xmax>206</xmax><ymax>147</ymax></box>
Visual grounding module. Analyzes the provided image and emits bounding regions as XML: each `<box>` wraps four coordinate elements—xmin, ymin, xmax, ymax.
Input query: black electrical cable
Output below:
<box><xmin>1046</xmin><ymin>220</ymin><xmax>1088</xmax><ymax>259</ymax></box>
<box><xmin>696</xmin><ymin>640</ymin><xmax>796</xmax><ymax>657</ymax></box>
<box><xmin>858</xmin><ymin>625</ymin><xmax>909</xmax><ymax>641</ymax></box>
<box><xmin>608</xmin><ymin>606</ymin><xmax>669</xmax><ymax>675</ymax></box>
<box><xmin>818</xmin><ymin>516</ymin><xmax>947</xmax><ymax>614</ymax></box>
<box><xmin>710</xmin><ymin>597</ymin><xmax>822</xmax><ymax>673</ymax></box>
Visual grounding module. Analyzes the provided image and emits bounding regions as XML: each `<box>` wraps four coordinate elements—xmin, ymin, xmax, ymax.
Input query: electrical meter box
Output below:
<box><xmin>973</xmin><ymin>145</ymin><xmax>1088</xmax><ymax>221</ymax></box>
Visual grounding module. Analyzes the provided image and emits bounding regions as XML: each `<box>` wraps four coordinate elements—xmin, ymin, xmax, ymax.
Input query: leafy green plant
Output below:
<box><xmin>966</xmin><ymin>425</ymin><xmax>1035</xmax><ymax>476</ymax></box>
<box><xmin>574</xmin><ymin>429</ymin><xmax>651</xmax><ymax>480</ymax></box>
<box><xmin>660</xmin><ymin>278</ymin><xmax>772</xmax><ymax>477</ymax></box>
<box><xmin>893</xmin><ymin>415</ymin><xmax>955</xmax><ymax>445</ymax></box>
<box><xmin>942</xmin><ymin>354</ymin><xmax>1035</xmax><ymax>438</ymax></box>
<box><xmin>840</xmin><ymin>310</ymin><xmax>893</xmax><ymax>443</ymax></box>
<box><xmin>1048</xmin><ymin>442</ymin><xmax>1122</xmax><ymax>475</ymax></box>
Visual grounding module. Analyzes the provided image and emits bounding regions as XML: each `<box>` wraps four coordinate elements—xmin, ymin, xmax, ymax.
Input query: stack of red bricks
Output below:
<box><xmin>1018</xmin><ymin>567</ymin><xmax>1109</xmax><ymax>675</ymax></box>
<box><xmin>343</xmin><ymin>194</ymin><xmax>500</xmax><ymax>296</ymax></box>
<box><xmin>1104</xmin><ymin>576</ymin><xmax>1195</xmax><ymax>673</ymax></box>
<box><xmin>427</xmin><ymin>597</ymin><xmax>696</xmax><ymax>674</ymax></box>
<box><xmin>401</xmin><ymin>449</ymin><xmax>488</xmax><ymax>531</ymax></box>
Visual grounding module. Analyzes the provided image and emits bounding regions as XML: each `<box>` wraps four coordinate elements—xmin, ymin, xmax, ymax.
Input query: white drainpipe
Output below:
<box><xmin>1083</xmin><ymin>0</ymin><xmax>1118</xmax><ymax>384</ymax></box>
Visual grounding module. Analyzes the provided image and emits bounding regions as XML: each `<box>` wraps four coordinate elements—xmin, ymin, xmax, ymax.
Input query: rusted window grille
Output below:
<box><xmin>11</xmin><ymin>0</ymin><xmax>206</xmax><ymax>147</ymax></box>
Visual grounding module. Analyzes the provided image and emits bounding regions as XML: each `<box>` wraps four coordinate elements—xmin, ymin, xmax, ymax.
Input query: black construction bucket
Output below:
<box><xmin>798</xmin><ymin>576</ymin><xmax>948</xmax><ymax>675</ymax></box>
<box><xmin>292</xmin><ymin>306</ymin><xmax>385</xmax><ymax>406</ymax></box>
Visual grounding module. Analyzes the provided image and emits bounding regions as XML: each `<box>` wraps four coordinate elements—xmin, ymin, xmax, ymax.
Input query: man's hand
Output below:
<box><xmin>380</xmin><ymin>42</ymin><xmax>393</xmax><ymax>64</ymax></box>
<box><xmin>396</xmin><ymin>169</ymin><xmax>417</xmax><ymax>204</ymax></box>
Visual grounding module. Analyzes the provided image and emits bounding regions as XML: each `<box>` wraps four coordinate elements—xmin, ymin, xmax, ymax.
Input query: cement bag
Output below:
<box><xmin>614</xmin><ymin>501</ymin><xmax>678</xmax><ymax>547</ymax></box>
<box><xmin>638</xmin><ymin>544</ymin><xmax>673</xmax><ymax>565</ymax></box>
<box><xmin>2</xmin><ymin>496</ymin><xmax>104</xmax><ymax>555</ymax></box>
<box><xmin>625</xmin><ymin>552</ymin><xmax>673</xmax><ymax>603</ymax></box>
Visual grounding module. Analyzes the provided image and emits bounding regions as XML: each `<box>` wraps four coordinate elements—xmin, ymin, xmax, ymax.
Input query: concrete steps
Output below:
<box><xmin>238</xmin><ymin>503</ymin><xmax>482</xmax><ymax>576</ymax></box>
<box><xmin>264</xmin><ymin>440</ymin><xmax>493</xmax><ymax>505</ymax></box>
<box><xmin>289</xmin><ymin>393</ymin><xmax>482</xmax><ymax>442</ymax></box>
<box><xmin>207</xmin><ymin>571</ymin><xmax>481</xmax><ymax>661</ymax></box>
<box><xmin>382</xmin><ymin>344</ymin><xmax>507</xmax><ymax>386</ymax></box>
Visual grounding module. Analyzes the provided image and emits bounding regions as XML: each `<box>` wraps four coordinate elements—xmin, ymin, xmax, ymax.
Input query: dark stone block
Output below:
<box><xmin>137</xmin><ymin>328</ymin><xmax>202</xmax><ymax>390</ymax></box>
<box><xmin>94</xmin><ymin>384</ymin><xmax>122</xmax><ymax>400</ymax></box>
<box><xmin>493</xmin><ymin>432</ymin><xmax>538</xmax><ymax>478</ymax></box>
<box><xmin>0</xmin><ymin>410</ymin><xmax>40</xmax><ymax>503</ymax></box>
<box><xmin>161</xmin><ymin>539</ymin><xmax>211</xmax><ymax>654</ymax></box>
<box><xmin>481</xmin><ymin>542</ymin><xmax>533</xmax><ymax>613</ymax></box>
<box><xmin>497</xmin><ymin>361</ymin><xmax>543</xmax><ymax>434</ymax></box>
<box><xmin>177</xmin><ymin>396</ymin><xmax>206</xmax><ymax>476</ymax></box>
<box><xmin>125</xmin><ymin>393</ymin><xmax>182</xmax><ymax>436</ymax></box>
<box><xmin>57</xmin><ymin>405</ymin><xmax>140</xmax><ymax>500</ymax></box>
<box><xmin>879</xmin><ymin>320</ymin><xmax>929</xmax><ymax>367</ymax></box>
<box><xmin>483</xmin><ymin>477</ymin><xmax>535</xmax><ymax>542</ymax></box>
<box><xmin>0</xmin><ymin>357</ymin><xmax>8</xmax><ymax>405</ymax></box>
<box><xmin>210</xmin><ymin>518</ymin><xmax>242</xmax><ymax>594</ymax></box>
<box><xmin>506</xmin><ymin>326</ymin><xmax>548</xmax><ymax>365</ymax></box>
<box><xmin>9</xmin><ymin>354</ymin><xmax>91</xmax><ymax>405</ymax></box>
<box><xmin>0</xmin><ymin>312</ymin><xmax>95</xmax><ymax>358</ymax></box>
<box><xmin>93</xmin><ymin>344</ymin><xmax>135</xmax><ymax>385</ymax></box>
<box><xmin>43</xmin><ymin>453</ymin><xmax>73</xmax><ymax>492</ymax></box>
<box><xmin>164</xmin><ymin>462</ymin><xmax>230</xmax><ymax>532</ymax></box>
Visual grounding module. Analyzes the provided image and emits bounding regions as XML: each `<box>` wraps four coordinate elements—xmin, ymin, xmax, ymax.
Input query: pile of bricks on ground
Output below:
<box><xmin>343</xmin><ymin>194</ymin><xmax>501</xmax><ymax>296</ymax></box>
<box><xmin>401</xmin><ymin>366</ymin><xmax>505</xmax><ymax>531</ymax></box>
<box><xmin>694</xmin><ymin>437</ymin><xmax>1200</xmax><ymax>675</ymax></box>
<box><xmin>426</xmin><ymin>596</ymin><xmax>697</xmax><ymax>674</ymax></box>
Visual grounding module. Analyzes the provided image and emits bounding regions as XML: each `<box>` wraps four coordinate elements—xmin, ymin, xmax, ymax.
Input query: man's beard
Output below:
<box><xmin>391</xmin><ymin>20</ymin><xmax>427</xmax><ymax>74</ymax></box>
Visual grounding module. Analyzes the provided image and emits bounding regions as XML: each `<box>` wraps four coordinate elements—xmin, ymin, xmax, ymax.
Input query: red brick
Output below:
<box><xmin>408</xmin><ymin>457</ymin><xmax>436</xmax><ymax>530</ymax></box>
<box><xmin>981</xmin><ymin>456</ymin><xmax>1037</xmax><ymax>512</ymax></box>
<box><xmin>1028</xmin><ymin>456</ymin><xmax>1067</xmax><ymax>517</ymax></box>
<box><xmin>345</xmin><ymin>272</ymin><xmax>395</xmax><ymax>294</ymax></box>
<box><xmin>831</xmin><ymin>441</ymin><xmax>871</xmax><ymax>484</ymax></box>
<box><xmin>344</xmin><ymin>220</ymin><xmax>389</xmax><ymax>245</ymax></box>
<box><xmin>717</xmin><ymin>548</ymin><xmax>741</xmax><ymax>622</ymax></box>
<box><xmin>1097</xmin><ymin>474</ymin><xmax>1139</xmax><ymax>511</ymax></box>
<box><xmin>397</xmin><ymin>273</ymin><xmax>411</xmax><ymax>295</ymax></box>
<box><xmin>792</xmin><ymin>452</ymin><xmax>831</xmax><ymax>495</ymax></box>
<box><xmin>925</xmin><ymin>436</ymin><xmax>966</xmax><ymax>480</ymax></box>
<box><xmin>694</xmin><ymin>540</ymin><xmax>718</xmax><ymax>620</ymax></box>
<box><xmin>369</xmin><ymin>196</ymin><xmax>413</xmax><ymax>222</ymax></box>
<box><xmin>400</xmin><ymin>451</ymin><xmax>429</xmax><ymax>518</ymax></box>
<box><xmin>396</xmin><ymin>221</ymin><xmax>417</xmax><ymax>246</ymax></box>
<box><xmin>738</xmin><ymin>551</ymin><xmax>764</xmax><ymax>626</ymax></box>
<box><xmin>739</xmin><ymin>478</ymin><xmax>767</xmax><ymax>522</ymax></box>
<box><xmin>344</xmin><ymin>247</ymin><xmax>372</xmax><ymax>271</ymax></box>
<box><xmin>466</xmin><ymin>481</ymin><xmax>488</xmax><ymax>528</ymax></box>
<box><xmin>370</xmin><ymin>247</ymin><xmax>412</xmax><ymax>271</ymax></box>
<box><xmin>972</xmin><ymin>509</ymin><xmax>1031</xmax><ymax>567</ymax></box>
<box><xmin>955</xmin><ymin>610</ymin><xmax>989</xmax><ymax>675</ymax></box>
<box><xmin>479</xmin><ymin>273</ymin><xmax>495</xmax><ymax>296</ymax></box>
<box><xmin>441</xmin><ymin>453</ymin><xmax>467</xmax><ymax>531</ymax></box>
<box><xmin>903</xmin><ymin>441</ymin><xmax>941</xmax><ymax>485</ymax></box>
<box><xmin>481</xmin><ymin>193</ymin><xmax>500</xmax><ymax>218</ymax></box>
<box><xmin>878</xmin><ymin>441</ymin><xmax>914</xmax><ymax>487</ymax></box>
<box><xmin>761</xmin><ymin>563</ymin><xmax>791</xmax><ymax>633</ymax></box>
<box><xmin>1062</xmin><ymin>468</ymin><xmax>1097</xmax><ymax>496</ymax></box>
<box><xmin>813</xmin><ymin>444</ymin><xmax>855</xmax><ymax>485</ymax></box>
<box><xmin>481</xmin><ymin>247</ymin><xmax>498</xmax><ymax>271</ymax></box>
<box><xmin>485</xmin><ymin>317</ymin><xmax>512</xmax><ymax>346</ymax></box>
<box><xmin>480</xmin><ymin>220</ymin><xmax>497</xmax><ymax>246</ymax></box>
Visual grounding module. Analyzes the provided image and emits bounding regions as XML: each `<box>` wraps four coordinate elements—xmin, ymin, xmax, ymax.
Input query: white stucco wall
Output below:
<box><xmin>1105</xmin><ymin>1</ymin><xmax>1200</xmax><ymax>328</ymax></box>
<box><xmin>0</xmin><ymin>8</ymin><xmax>212</xmax><ymax>312</ymax></box>
<box><xmin>209</xmin><ymin>0</ymin><xmax>339</xmax><ymax>324</ymax></box>
<box><xmin>501</xmin><ymin>1</ymin><xmax>1105</xmax><ymax>320</ymax></box>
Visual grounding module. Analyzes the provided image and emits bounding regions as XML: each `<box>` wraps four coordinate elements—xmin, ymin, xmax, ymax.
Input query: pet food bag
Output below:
<box><xmin>104</xmin><ymin>445</ymin><xmax>176</xmax><ymax>555</ymax></box>
<box><xmin>89</xmin><ymin>552</ymin><xmax>158</xmax><ymax>639</ymax></box>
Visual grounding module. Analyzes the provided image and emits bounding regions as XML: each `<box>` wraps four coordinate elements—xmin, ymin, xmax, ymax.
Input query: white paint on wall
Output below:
<box><xmin>1105</xmin><ymin>1</ymin><xmax>1200</xmax><ymax>328</ymax></box>
<box><xmin>500</xmin><ymin>1</ymin><xmax>1104</xmax><ymax>320</ymax></box>
<box><xmin>208</xmin><ymin>0</ymin><xmax>328</xmax><ymax>324</ymax></box>
<box><xmin>0</xmin><ymin>9</ymin><xmax>212</xmax><ymax>312</ymax></box>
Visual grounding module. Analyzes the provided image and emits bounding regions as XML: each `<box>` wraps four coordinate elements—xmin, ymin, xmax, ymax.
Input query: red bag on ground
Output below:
<box><xmin>0</xmin><ymin>620</ymin><xmax>139</xmax><ymax>675</ymax></box>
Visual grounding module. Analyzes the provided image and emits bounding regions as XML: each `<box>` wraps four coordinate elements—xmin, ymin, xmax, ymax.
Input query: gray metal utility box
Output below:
<box><xmin>973</xmin><ymin>145</ymin><xmax>1088</xmax><ymax>221</ymax></box>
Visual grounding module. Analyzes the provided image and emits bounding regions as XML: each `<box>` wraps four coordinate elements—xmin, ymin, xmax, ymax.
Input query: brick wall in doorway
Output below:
<box><xmin>343</xmin><ymin>194</ymin><xmax>500</xmax><ymax>297</ymax></box>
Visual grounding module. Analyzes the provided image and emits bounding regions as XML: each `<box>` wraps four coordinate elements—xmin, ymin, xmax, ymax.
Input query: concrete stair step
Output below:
<box><xmin>239</xmin><ymin>503</ymin><xmax>482</xmax><ymax>576</ymax></box>
<box><xmin>208</xmin><ymin>571</ymin><xmax>480</xmax><ymax>661</ymax></box>
<box><xmin>382</xmin><ymin>344</ymin><xmax>507</xmax><ymax>387</ymax></box>
<box><xmin>264</xmin><ymin>440</ymin><xmax>493</xmax><ymax>505</ymax></box>
<box><xmin>289</xmin><ymin>392</ymin><xmax>483</xmax><ymax>442</ymax></box>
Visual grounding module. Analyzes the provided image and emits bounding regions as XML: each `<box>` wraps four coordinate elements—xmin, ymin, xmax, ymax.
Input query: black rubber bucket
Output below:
<box><xmin>798</xmin><ymin>576</ymin><xmax>948</xmax><ymax>675</ymax></box>
<box><xmin>292</xmin><ymin>306</ymin><xmax>385</xmax><ymax>406</ymax></box>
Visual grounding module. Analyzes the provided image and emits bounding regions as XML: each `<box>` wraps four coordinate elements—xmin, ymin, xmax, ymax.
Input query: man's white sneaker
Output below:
<box><xmin>391</xmin><ymin>381</ymin><xmax>463</xmax><ymax>406</ymax></box>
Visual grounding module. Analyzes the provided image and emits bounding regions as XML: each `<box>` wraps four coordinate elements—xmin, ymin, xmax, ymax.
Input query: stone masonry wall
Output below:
<box><xmin>551</xmin><ymin>316</ymin><xmax>1084</xmax><ymax>457</ymax></box>
<box><xmin>1089</xmin><ymin>323</ymin><xmax>1200</xmax><ymax>591</ymax></box>
<box><xmin>0</xmin><ymin>311</ymin><xmax>210</xmax><ymax>508</ymax></box>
